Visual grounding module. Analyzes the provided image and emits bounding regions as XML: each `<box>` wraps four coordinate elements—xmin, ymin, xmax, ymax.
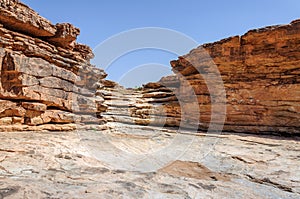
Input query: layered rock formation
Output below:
<box><xmin>0</xmin><ymin>0</ymin><xmax>107</xmax><ymax>131</ymax></box>
<box><xmin>100</xmin><ymin>77</ymin><xmax>181</xmax><ymax>128</ymax></box>
<box><xmin>0</xmin><ymin>0</ymin><xmax>299</xmax><ymax>135</ymax></box>
<box><xmin>0</xmin><ymin>1</ymin><xmax>299</xmax><ymax>198</ymax></box>
<box><xmin>135</xmin><ymin>20</ymin><xmax>300</xmax><ymax>135</ymax></box>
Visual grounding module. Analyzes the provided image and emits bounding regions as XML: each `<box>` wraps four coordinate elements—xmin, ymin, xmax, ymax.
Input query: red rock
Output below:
<box><xmin>21</xmin><ymin>102</ymin><xmax>47</xmax><ymax>112</ymax></box>
<box><xmin>0</xmin><ymin>0</ymin><xmax>56</xmax><ymax>37</ymax></box>
<box><xmin>168</xmin><ymin>20</ymin><xmax>300</xmax><ymax>134</ymax></box>
<box><xmin>0</xmin><ymin>0</ymin><xmax>108</xmax><ymax>130</ymax></box>
<box><xmin>48</xmin><ymin>23</ymin><xmax>80</xmax><ymax>49</ymax></box>
<box><xmin>143</xmin><ymin>82</ymin><xmax>163</xmax><ymax>89</ymax></box>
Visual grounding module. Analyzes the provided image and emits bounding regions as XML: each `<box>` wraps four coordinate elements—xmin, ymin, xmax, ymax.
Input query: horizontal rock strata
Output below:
<box><xmin>1</xmin><ymin>0</ymin><xmax>299</xmax><ymax>135</ymax></box>
<box><xmin>0</xmin><ymin>0</ymin><xmax>107</xmax><ymax>131</ymax></box>
<box><xmin>101</xmin><ymin>20</ymin><xmax>300</xmax><ymax>135</ymax></box>
<box><xmin>163</xmin><ymin>20</ymin><xmax>300</xmax><ymax>134</ymax></box>
<box><xmin>99</xmin><ymin>76</ymin><xmax>182</xmax><ymax>128</ymax></box>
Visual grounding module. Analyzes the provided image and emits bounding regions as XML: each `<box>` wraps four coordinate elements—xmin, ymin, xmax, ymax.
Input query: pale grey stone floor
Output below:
<box><xmin>0</xmin><ymin>124</ymin><xmax>299</xmax><ymax>198</ymax></box>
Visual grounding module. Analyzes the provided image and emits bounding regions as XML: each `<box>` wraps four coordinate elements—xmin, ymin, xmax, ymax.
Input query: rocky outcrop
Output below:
<box><xmin>140</xmin><ymin>20</ymin><xmax>300</xmax><ymax>135</ymax></box>
<box><xmin>0</xmin><ymin>0</ymin><xmax>107</xmax><ymax>131</ymax></box>
<box><xmin>99</xmin><ymin>75</ymin><xmax>182</xmax><ymax>128</ymax></box>
<box><xmin>0</xmin><ymin>0</ymin><xmax>299</xmax><ymax>136</ymax></box>
<box><xmin>141</xmin><ymin>75</ymin><xmax>181</xmax><ymax>127</ymax></box>
<box><xmin>0</xmin><ymin>0</ymin><xmax>56</xmax><ymax>37</ymax></box>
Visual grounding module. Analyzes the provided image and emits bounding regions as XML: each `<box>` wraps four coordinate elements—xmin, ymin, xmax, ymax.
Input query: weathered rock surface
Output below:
<box><xmin>0</xmin><ymin>1</ymin><xmax>299</xmax><ymax>198</ymax></box>
<box><xmin>0</xmin><ymin>0</ymin><xmax>56</xmax><ymax>37</ymax></box>
<box><xmin>101</xmin><ymin>21</ymin><xmax>300</xmax><ymax>134</ymax></box>
<box><xmin>144</xmin><ymin>20</ymin><xmax>300</xmax><ymax>135</ymax></box>
<box><xmin>1</xmin><ymin>0</ymin><xmax>299</xmax><ymax>136</ymax></box>
<box><xmin>0</xmin><ymin>129</ymin><xmax>299</xmax><ymax>198</ymax></box>
<box><xmin>100</xmin><ymin>77</ymin><xmax>181</xmax><ymax>128</ymax></box>
<box><xmin>0</xmin><ymin>0</ymin><xmax>107</xmax><ymax>131</ymax></box>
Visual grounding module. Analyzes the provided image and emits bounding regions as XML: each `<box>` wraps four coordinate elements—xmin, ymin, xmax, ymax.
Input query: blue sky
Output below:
<box><xmin>22</xmin><ymin>0</ymin><xmax>300</xmax><ymax>87</ymax></box>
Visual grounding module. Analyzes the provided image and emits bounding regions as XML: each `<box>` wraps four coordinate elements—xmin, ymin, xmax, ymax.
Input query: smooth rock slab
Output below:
<box><xmin>0</xmin><ymin>127</ymin><xmax>299</xmax><ymax>198</ymax></box>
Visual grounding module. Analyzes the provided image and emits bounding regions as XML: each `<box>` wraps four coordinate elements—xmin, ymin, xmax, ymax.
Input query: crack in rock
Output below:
<box><xmin>247</xmin><ymin>175</ymin><xmax>294</xmax><ymax>193</ymax></box>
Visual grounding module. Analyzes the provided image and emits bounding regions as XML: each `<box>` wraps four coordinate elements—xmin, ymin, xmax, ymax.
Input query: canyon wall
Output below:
<box><xmin>144</xmin><ymin>20</ymin><xmax>300</xmax><ymax>135</ymax></box>
<box><xmin>0</xmin><ymin>0</ymin><xmax>107</xmax><ymax>131</ymax></box>
<box><xmin>81</xmin><ymin>19</ymin><xmax>300</xmax><ymax>136</ymax></box>
<box><xmin>0</xmin><ymin>0</ymin><xmax>299</xmax><ymax>135</ymax></box>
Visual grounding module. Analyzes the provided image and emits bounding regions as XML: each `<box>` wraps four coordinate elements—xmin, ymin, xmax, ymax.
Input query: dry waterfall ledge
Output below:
<box><xmin>0</xmin><ymin>0</ymin><xmax>299</xmax><ymax>135</ymax></box>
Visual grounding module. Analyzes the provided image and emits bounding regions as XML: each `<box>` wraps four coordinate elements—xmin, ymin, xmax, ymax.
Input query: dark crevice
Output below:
<box><xmin>0</xmin><ymin>186</ymin><xmax>20</xmax><ymax>198</ymax></box>
<box><xmin>42</xmin><ymin>121</ymin><xmax>74</xmax><ymax>125</ymax></box>
<box><xmin>1</xmin><ymin>52</ymin><xmax>22</xmax><ymax>95</ymax></box>
<box><xmin>246</xmin><ymin>175</ymin><xmax>294</xmax><ymax>193</ymax></box>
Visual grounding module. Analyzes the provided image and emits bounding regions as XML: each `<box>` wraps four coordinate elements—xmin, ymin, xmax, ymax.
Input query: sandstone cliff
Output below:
<box><xmin>0</xmin><ymin>0</ymin><xmax>107</xmax><ymax>131</ymax></box>
<box><xmin>148</xmin><ymin>20</ymin><xmax>300</xmax><ymax>135</ymax></box>
<box><xmin>0</xmin><ymin>0</ymin><xmax>299</xmax><ymax>135</ymax></box>
<box><xmin>98</xmin><ymin>20</ymin><xmax>300</xmax><ymax>135</ymax></box>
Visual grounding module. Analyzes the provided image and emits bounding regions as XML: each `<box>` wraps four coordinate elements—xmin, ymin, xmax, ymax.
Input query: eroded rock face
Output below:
<box><xmin>0</xmin><ymin>0</ymin><xmax>107</xmax><ymax>131</ymax></box>
<box><xmin>0</xmin><ymin>0</ymin><xmax>299</xmax><ymax>136</ymax></box>
<box><xmin>144</xmin><ymin>20</ymin><xmax>300</xmax><ymax>135</ymax></box>
<box><xmin>0</xmin><ymin>0</ymin><xmax>56</xmax><ymax>37</ymax></box>
<box><xmin>99</xmin><ymin>77</ymin><xmax>181</xmax><ymax>129</ymax></box>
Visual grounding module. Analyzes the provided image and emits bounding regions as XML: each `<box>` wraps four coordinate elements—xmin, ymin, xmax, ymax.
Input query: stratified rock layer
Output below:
<box><xmin>0</xmin><ymin>0</ymin><xmax>107</xmax><ymax>131</ymax></box>
<box><xmin>155</xmin><ymin>20</ymin><xmax>300</xmax><ymax>135</ymax></box>
<box><xmin>1</xmin><ymin>0</ymin><xmax>299</xmax><ymax>135</ymax></box>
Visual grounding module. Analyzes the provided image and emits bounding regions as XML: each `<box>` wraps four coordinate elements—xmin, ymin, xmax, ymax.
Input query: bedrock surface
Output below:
<box><xmin>0</xmin><ymin>126</ymin><xmax>299</xmax><ymax>198</ymax></box>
